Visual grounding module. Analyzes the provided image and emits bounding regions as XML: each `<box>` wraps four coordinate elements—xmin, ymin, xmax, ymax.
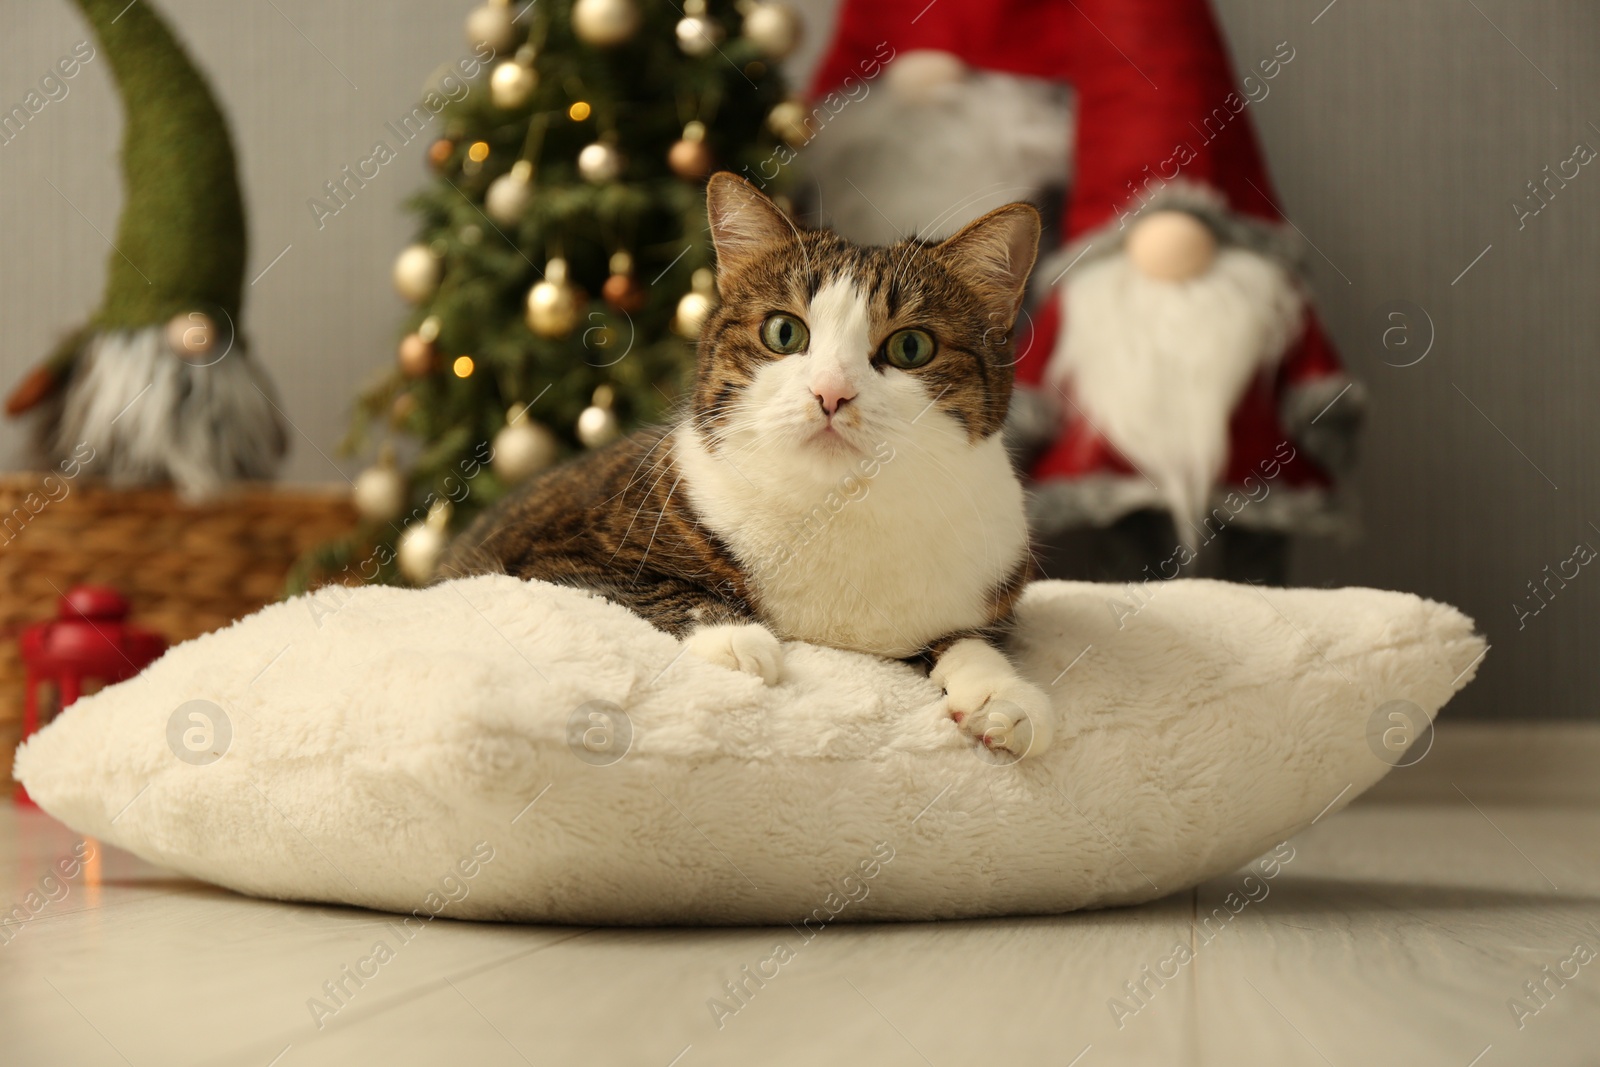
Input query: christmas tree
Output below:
<box><xmin>296</xmin><ymin>0</ymin><xmax>801</xmax><ymax>590</ymax></box>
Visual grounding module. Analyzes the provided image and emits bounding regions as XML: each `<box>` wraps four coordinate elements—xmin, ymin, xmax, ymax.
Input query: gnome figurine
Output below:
<box><xmin>5</xmin><ymin>0</ymin><xmax>285</xmax><ymax>498</ymax></box>
<box><xmin>805</xmin><ymin>0</ymin><xmax>1364</xmax><ymax>586</ymax></box>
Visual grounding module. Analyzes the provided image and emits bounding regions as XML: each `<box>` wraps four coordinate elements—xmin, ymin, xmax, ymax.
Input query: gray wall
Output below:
<box><xmin>2</xmin><ymin>1</ymin><xmax>1595</xmax><ymax>720</ymax></box>
<box><xmin>1217</xmin><ymin>0</ymin><xmax>1600</xmax><ymax>722</ymax></box>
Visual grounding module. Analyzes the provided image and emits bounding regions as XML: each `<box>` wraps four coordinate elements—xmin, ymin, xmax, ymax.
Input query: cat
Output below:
<box><xmin>443</xmin><ymin>172</ymin><xmax>1054</xmax><ymax>757</ymax></box>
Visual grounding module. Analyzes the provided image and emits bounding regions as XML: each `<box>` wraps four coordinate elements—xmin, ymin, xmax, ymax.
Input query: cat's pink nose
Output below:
<box><xmin>813</xmin><ymin>380</ymin><xmax>856</xmax><ymax>416</ymax></box>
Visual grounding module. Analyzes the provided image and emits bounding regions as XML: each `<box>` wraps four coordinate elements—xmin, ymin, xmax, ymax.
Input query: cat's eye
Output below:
<box><xmin>760</xmin><ymin>314</ymin><xmax>809</xmax><ymax>355</ymax></box>
<box><xmin>884</xmin><ymin>328</ymin><xmax>937</xmax><ymax>369</ymax></box>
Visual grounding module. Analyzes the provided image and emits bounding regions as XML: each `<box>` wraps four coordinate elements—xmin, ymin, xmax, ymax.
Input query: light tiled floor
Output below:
<box><xmin>2</xmin><ymin>725</ymin><xmax>1597</xmax><ymax>1066</ymax></box>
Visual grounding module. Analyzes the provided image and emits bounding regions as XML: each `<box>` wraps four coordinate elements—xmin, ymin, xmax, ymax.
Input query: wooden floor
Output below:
<box><xmin>2</xmin><ymin>724</ymin><xmax>1597</xmax><ymax>1066</ymax></box>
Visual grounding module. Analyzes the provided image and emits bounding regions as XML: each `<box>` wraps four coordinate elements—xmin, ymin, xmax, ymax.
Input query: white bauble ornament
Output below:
<box><xmin>572</xmin><ymin>0</ymin><xmax>640</xmax><ymax>46</ymax></box>
<box><xmin>352</xmin><ymin>451</ymin><xmax>406</xmax><ymax>523</ymax></box>
<box><xmin>1126</xmin><ymin>210</ymin><xmax>1218</xmax><ymax>282</ymax></box>
<box><xmin>742</xmin><ymin>2</ymin><xmax>801</xmax><ymax>59</ymax></box>
<box><xmin>392</xmin><ymin>244</ymin><xmax>441</xmax><ymax>303</ymax></box>
<box><xmin>485</xmin><ymin>161</ymin><xmax>535</xmax><ymax>224</ymax></box>
<box><xmin>526</xmin><ymin>257</ymin><xmax>583</xmax><ymax>337</ymax></box>
<box><xmin>673</xmin><ymin>292</ymin><xmax>714</xmax><ymax>339</ymax></box>
<box><xmin>577</xmin><ymin>141</ymin><xmax>623</xmax><ymax>183</ymax></box>
<box><xmin>465</xmin><ymin>1</ymin><xmax>518</xmax><ymax>53</ymax></box>
<box><xmin>165</xmin><ymin>311</ymin><xmax>217</xmax><ymax>362</ymax></box>
<box><xmin>884</xmin><ymin>49</ymin><xmax>967</xmax><ymax>105</ymax></box>
<box><xmin>576</xmin><ymin>401</ymin><xmax>621</xmax><ymax>449</ymax></box>
<box><xmin>492</xmin><ymin>406</ymin><xmax>559</xmax><ymax>483</ymax></box>
<box><xmin>676</xmin><ymin>15</ymin><xmax>723</xmax><ymax>56</ymax></box>
<box><xmin>672</xmin><ymin>267</ymin><xmax>717</xmax><ymax>339</ymax></box>
<box><xmin>489</xmin><ymin>60</ymin><xmax>537</xmax><ymax>109</ymax></box>
<box><xmin>397</xmin><ymin>501</ymin><xmax>451</xmax><ymax>584</ymax></box>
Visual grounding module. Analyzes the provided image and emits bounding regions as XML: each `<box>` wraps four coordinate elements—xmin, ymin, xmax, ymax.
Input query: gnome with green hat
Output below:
<box><xmin>6</xmin><ymin>0</ymin><xmax>285</xmax><ymax>497</ymax></box>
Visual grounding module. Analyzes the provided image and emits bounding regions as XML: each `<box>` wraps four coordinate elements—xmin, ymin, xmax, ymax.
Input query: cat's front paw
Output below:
<box><xmin>684</xmin><ymin>623</ymin><xmax>784</xmax><ymax>685</ymax></box>
<box><xmin>931</xmin><ymin>639</ymin><xmax>1054</xmax><ymax>759</ymax></box>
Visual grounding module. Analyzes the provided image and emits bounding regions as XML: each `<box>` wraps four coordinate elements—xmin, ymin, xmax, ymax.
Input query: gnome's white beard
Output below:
<box><xmin>802</xmin><ymin>67</ymin><xmax>1071</xmax><ymax>243</ymax></box>
<box><xmin>1048</xmin><ymin>248</ymin><xmax>1304</xmax><ymax>542</ymax></box>
<box><xmin>56</xmin><ymin>328</ymin><xmax>287</xmax><ymax>500</ymax></box>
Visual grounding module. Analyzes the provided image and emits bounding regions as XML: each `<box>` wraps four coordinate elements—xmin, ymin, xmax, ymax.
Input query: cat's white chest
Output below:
<box><xmin>675</xmin><ymin>428</ymin><xmax>1027</xmax><ymax>657</ymax></box>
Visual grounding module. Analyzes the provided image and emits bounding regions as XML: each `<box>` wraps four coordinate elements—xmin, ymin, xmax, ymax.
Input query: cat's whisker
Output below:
<box><xmin>706</xmin><ymin>410</ymin><xmax>804</xmax><ymax>455</ymax></box>
<box><xmin>701</xmin><ymin>419</ymin><xmax>770</xmax><ymax>455</ymax></box>
<box><xmin>886</xmin><ymin>403</ymin><xmax>966</xmax><ymax>441</ymax></box>
<box><xmin>609</xmin><ymin>457</ymin><xmax>679</xmax><ymax>565</ymax></box>
<box><xmin>629</xmin><ymin>474</ymin><xmax>682</xmax><ymax>586</ymax></box>
<box><xmin>601</xmin><ymin>431</ymin><xmax>675</xmax><ymax>507</ymax></box>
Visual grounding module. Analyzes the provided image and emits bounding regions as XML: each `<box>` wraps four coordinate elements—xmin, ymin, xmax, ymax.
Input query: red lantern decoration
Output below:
<box><xmin>16</xmin><ymin>586</ymin><xmax>166</xmax><ymax>804</ymax></box>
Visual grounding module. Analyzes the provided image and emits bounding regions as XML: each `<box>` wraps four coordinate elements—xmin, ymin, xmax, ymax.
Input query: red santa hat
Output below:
<box><xmin>809</xmin><ymin>0</ymin><xmax>1362</xmax><ymax>542</ymax></box>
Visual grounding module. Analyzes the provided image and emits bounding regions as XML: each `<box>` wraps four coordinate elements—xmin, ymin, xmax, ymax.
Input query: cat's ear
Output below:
<box><xmin>706</xmin><ymin>172</ymin><xmax>796</xmax><ymax>280</ymax></box>
<box><xmin>934</xmin><ymin>203</ymin><xmax>1042</xmax><ymax>319</ymax></box>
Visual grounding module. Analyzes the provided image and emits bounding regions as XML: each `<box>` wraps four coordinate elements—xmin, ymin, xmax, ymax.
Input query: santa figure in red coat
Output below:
<box><xmin>804</xmin><ymin>0</ymin><xmax>1363</xmax><ymax>584</ymax></box>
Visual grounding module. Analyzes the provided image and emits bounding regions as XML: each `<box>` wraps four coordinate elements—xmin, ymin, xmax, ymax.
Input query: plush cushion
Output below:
<box><xmin>14</xmin><ymin>576</ymin><xmax>1483</xmax><ymax>924</ymax></box>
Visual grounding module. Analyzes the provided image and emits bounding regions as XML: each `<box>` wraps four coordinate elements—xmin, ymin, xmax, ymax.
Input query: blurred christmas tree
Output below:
<box><xmin>295</xmin><ymin>0</ymin><xmax>801</xmax><ymax>590</ymax></box>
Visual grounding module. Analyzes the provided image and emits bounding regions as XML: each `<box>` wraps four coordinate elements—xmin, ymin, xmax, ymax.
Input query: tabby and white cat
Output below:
<box><xmin>445</xmin><ymin>173</ymin><xmax>1053</xmax><ymax>756</ymax></box>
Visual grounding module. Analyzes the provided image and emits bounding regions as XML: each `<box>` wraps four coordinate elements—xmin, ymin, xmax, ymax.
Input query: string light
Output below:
<box><xmin>452</xmin><ymin>355</ymin><xmax>475</xmax><ymax>378</ymax></box>
<box><xmin>467</xmin><ymin>141</ymin><xmax>490</xmax><ymax>162</ymax></box>
<box><xmin>568</xmin><ymin>101</ymin><xmax>592</xmax><ymax>121</ymax></box>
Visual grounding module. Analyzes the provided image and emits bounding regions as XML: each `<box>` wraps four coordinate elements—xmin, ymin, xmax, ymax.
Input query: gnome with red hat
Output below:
<box><xmin>805</xmin><ymin>0</ymin><xmax>1363</xmax><ymax>585</ymax></box>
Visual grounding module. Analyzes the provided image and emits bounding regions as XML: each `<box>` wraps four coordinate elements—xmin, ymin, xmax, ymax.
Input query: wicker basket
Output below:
<box><xmin>0</xmin><ymin>474</ymin><xmax>356</xmax><ymax>782</ymax></box>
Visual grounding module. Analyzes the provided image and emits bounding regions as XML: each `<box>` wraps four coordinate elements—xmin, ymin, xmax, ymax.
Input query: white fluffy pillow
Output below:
<box><xmin>15</xmin><ymin>576</ymin><xmax>1482</xmax><ymax>924</ymax></box>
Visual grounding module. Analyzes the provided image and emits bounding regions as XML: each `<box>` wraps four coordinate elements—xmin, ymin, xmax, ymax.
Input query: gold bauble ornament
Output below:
<box><xmin>1125</xmin><ymin>210</ymin><xmax>1219</xmax><ymax>282</ymax></box>
<box><xmin>165</xmin><ymin>311</ymin><xmax>218</xmax><ymax>362</ymax></box>
<box><xmin>397</xmin><ymin>501</ymin><xmax>451</xmax><ymax>584</ymax></box>
<box><xmin>667</xmin><ymin>121</ymin><xmax>714</xmax><ymax>179</ymax></box>
<box><xmin>673</xmin><ymin>267</ymin><xmax>717</xmax><ymax>339</ymax></box>
<box><xmin>485</xmin><ymin>161</ymin><xmax>535</xmax><ymax>224</ymax></box>
<box><xmin>397</xmin><ymin>333</ymin><xmax>437</xmax><ymax>377</ymax></box>
<box><xmin>576</xmin><ymin>385</ymin><xmax>621</xmax><ymax>448</ymax></box>
<box><xmin>572</xmin><ymin>0</ymin><xmax>640</xmax><ymax>47</ymax></box>
<box><xmin>465</xmin><ymin>0</ymin><xmax>519</xmax><ymax>53</ymax></box>
<box><xmin>525</xmin><ymin>258</ymin><xmax>583</xmax><ymax>337</ymax></box>
<box><xmin>742</xmin><ymin>2</ymin><xmax>801</xmax><ymax>59</ymax></box>
<box><xmin>353</xmin><ymin>445</ymin><xmax>407</xmax><ymax>523</ymax></box>
<box><xmin>392</xmin><ymin>244</ymin><xmax>441</xmax><ymax>303</ymax></box>
<box><xmin>489</xmin><ymin>59</ymin><xmax>537</xmax><ymax>109</ymax></box>
<box><xmin>492</xmin><ymin>406</ymin><xmax>560</xmax><ymax>483</ymax></box>
<box><xmin>766</xmin><ymin>99</ymin><xmax>812</xmax><ymax>147</ymax></box>
<box><xmin>577</xmin><ymin>140</ymin><xmax>623</xmax><ymax>183</ymax></box>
